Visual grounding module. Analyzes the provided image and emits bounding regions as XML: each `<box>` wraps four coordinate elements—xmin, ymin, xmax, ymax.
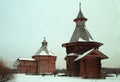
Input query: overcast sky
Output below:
<box><xmin>0</xmin><ymin>0</ymin><xmax>120</xmax><ymax>68</ymax></box>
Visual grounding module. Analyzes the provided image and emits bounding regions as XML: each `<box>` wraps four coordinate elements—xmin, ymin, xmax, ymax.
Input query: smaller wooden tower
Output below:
<box><xmin>32</xmin><ymin>38</ymin><xmax>56</xmax><ymax>74</ymax></box>
<box><xmin>62</xmin><ymin>3</ymin><xmax>108</xmax><ymax>78</ymax></box>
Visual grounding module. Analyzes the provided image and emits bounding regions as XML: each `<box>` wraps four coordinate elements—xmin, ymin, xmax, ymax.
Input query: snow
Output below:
<box><xmin>35</xmin><ymin>46</ymin><xmax>54</xmax><ymax>56</ymax></box>
<box><xmin>48</xmin><ymin>51</ymin><xmax>54</xmax><ymax>55</ymax></box>
<box><xmin>35</xmin><ymin>51</ymin><xmax>54</xmax><ymax>56</ymax></box>
<box><xmin>74</xmin><ymin>49</ymin><xmax>94</xmax><ymax>61</ymax></box>
<box><xmin>39</xmin><ymin>50</ymin><xmax>49</xmax><ymax>55</ymax></box>
<box><xmin>67</xmin><ymin>49</ymin><xmax>94</xmax><ymax>61</ymax></box>
<box><xmin>18</xmin><ymin>58</ymin><xmax>35</xmax><ymax>61</ymax></box>
<box><xmin>9</xmin><ymin>74</ymin><xmax>120</xmax><ymax>82</ymax></box>
<box><xmin>67</xmin><ymin>53</ymin><xmax>78</xmax><ymax>56</ymax></box>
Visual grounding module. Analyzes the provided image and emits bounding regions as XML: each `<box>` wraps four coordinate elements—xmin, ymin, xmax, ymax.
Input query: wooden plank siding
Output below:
<box><xmin>17</xmin><ymin>55</ymin><xmax>56</xmax><ymax>74</ymax></box>
<box><xmin>79</xmin><ymin>57</ymin><xmax>101</xmax><ymax>78</ymax></box>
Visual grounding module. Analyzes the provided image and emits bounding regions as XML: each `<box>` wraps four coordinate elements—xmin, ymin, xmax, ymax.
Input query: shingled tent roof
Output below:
<box><xmin>70</xmin><ymin>3</ymin><xmax>93</xmax><ymax>42</ymax></box>
<box><xmin>34</xmin><ymin>38</ymin><xmax>54</xmax><ymax>56</ymax></box>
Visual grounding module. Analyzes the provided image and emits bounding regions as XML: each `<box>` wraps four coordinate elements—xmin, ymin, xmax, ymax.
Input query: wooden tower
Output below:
<box><xmin>32</xmin><ymin>38</ymin><xmax>56</xmax><ymax>74</ymax></box>
<box><xmin>62</xmin><ymin>4</ymin><xmax>108</xmax><ymax>78</ymax></box>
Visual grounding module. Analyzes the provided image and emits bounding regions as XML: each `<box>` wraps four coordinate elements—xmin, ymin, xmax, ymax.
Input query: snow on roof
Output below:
<box><xmin>35</xmin><ymin>47</ymin><xmax>54</xmax><ymax>56</ymax></box>
<box><xmin>74</xmin><ymin>49</ymin><xmax>94</xmax><ymax>61</ymax></box>
<box><xmin>67</xmin><ymin>53</ymin><xmax>78</xmax><ymax>56</ymax></box>
<box><xmin>39</xmin><ymin>50</ymin><xmax>49</xmax><ymax>55</ymax></box>
<box><xmin>34</xmin><ymin>38</ymin><xmax>54</xmax><ymax>56</ymax></box>
<box><xmin>18</xmin><ymin>58</ymin><xmax>35</xmax><ymax>61</ymax></box>
<box><xmin>36</xmin><ymin>50</ymin><xmax>54</xmax><ymax>56</ymax></box>
<box><xmin>48</xmin><ymin>51</ymin><xmax>54</xmax><ymax>55</ymax></box>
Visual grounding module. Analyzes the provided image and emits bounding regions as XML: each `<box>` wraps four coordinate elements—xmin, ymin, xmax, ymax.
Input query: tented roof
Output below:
<box><xmin>77</xmin><ymin>7</ymin><xmax>84</xmax><ymax>18</ymax></box>
<box><xmin>70</xmin><ymin>4</ymin><xmax>93</xmax><ymax>42</ymax></box>
<box><xmin>34</xmin><ymin>38</ymin><xmax>54</xmax><ymax>56</ymax></box>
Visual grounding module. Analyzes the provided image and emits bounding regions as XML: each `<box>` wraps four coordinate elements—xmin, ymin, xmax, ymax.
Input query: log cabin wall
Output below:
<box><xmin>17</xmin><ymin>60</ymin><xmax>36</xmax><ymax>74</ymax></box>
<box><xmin>33</xmin><ymin>55</ymin><xmax>56</xmax><ymax>74</ymax></box>
<box><xmin>65</xmin><ymin>56</ymin><xmax>79</xmax><ymax>76</ymax></box>
<box><xmin>79</xmin><ymin>57</ymin><xmax>101</xmax><ymax>78</ymax></box>
<box><xmin>17</xmin><ymin>55</ymin><xmax>56</xmax><ymax>74</ymax></box>
<box><xmin>62</xmin><ymin>42</ymin><xmax>102</xmax><ymax>55</ymax></box>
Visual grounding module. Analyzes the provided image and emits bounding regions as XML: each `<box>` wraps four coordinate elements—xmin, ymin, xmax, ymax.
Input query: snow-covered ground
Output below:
<box><xmin>9</xmin><ymin>74</ymin><xmax>120</xmax><ymax>82</ymax></box>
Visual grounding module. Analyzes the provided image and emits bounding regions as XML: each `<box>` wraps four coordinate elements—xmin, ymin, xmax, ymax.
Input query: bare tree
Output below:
<box><xmin>0</xmin><ymin>58</ymin><xmax>14</xmax><ymax>82</ymax></box>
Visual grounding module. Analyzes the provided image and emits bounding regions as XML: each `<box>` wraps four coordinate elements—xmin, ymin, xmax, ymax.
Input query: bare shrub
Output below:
<box><xmin>0</xmin><ymin>58</ymin><xmax>14</xmax><ymax>82</ymax></box>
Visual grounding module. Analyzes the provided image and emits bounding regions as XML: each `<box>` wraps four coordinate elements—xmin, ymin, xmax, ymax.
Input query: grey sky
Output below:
<box><xmin>0</xmin><ymin>0</ymin><xmax>120</xmax><ymax>68</ymax></box>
